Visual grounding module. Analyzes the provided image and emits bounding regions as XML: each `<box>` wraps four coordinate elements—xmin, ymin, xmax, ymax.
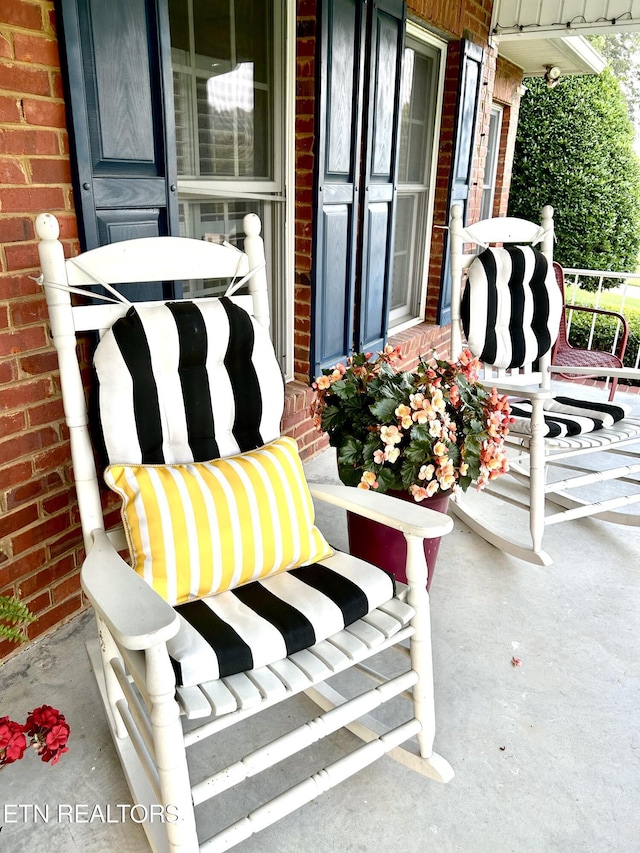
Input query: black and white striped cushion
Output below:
<box><xmin>95</xmin><ymin>298</ymin><xmax>401</xmax><ymax>687</ymax></box>
<box><xmin>168</xmin><ymin>553</ymin><xmax>401</xmax><ymax>687</ymax></box>
<box><xmin>509</xmin><ymin>396</ymin><xmax>629</xmax><ymax>438</ymax></box>
<box><xmin>462</xmin><ymin>246</ymin><xmax>562</xmax><ymax>368</ymax></box>
<box><xmin>93</xmin><ymin>298</ymin><xmax>284</xmax><ymax>465</ymax></box>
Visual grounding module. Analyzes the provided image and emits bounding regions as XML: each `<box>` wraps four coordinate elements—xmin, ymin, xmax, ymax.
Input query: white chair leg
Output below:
<box><xmin>528</xmin><ymin>397</ymin><xmax>547</xmax><ymax>554</ymax></box>
<box><xmin>145</xmin><ymin>644</ymin><xmax>199</xmax><ymax>852</ymax></box>
<box><xmin>403</xmin><ymin>536</ymin><xmax>439</xmax><ymax>754</ymax></box>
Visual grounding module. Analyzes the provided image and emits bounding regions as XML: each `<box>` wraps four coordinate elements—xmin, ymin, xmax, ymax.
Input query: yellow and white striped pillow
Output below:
<box><xmin>104</xmin><ymin>436</ymin><xmax>333</xmax><ymax>605</ymax></box>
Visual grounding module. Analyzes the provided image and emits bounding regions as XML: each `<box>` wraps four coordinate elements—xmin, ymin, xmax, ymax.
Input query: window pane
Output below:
<box><xmin>170</xmin><ymin>0</ymin><xmax>273</xmax><ymax>180</ymax></box>
<box><xmin>178</xmin><ymin>199</ymin><xmax>266</xmax><ymax>297</ymax></box>
<box><xmin>391</xmin><ymin>195</ymin><xmax>414</xmax><ymax>310</ymax></box>
<box><xmin>391</xmin><ymin>35</ymin><xmax>441</xmax><ymax>328</ymax></box>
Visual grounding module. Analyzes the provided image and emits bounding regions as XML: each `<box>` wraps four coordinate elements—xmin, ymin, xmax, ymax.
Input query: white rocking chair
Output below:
<box><xmin>36</xmin><ymin>212</ymin><xmax>454</xmax><ymax>852</ymax></box>
<box><xmin>448</xmin><ymin>202</ymin><xmax>640</xmax><ymax>566</ymax></box>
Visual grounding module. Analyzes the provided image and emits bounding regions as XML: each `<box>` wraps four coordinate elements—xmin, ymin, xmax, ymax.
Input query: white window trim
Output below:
<box><xmin>390</xmin><ymin>21</ymin><xmax>447</xmax><ymax>335</ymax></box>
<box><xmin>481</xmin><ymin>104</ymin><xmax>503</xmax><ymax>221</ymax></box>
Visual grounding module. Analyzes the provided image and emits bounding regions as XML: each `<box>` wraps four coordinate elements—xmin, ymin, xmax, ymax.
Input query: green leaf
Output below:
<box><xmin>338</xmin><ymin>436</ymin><xmax>363</xmax><ymax>467</ymax></box>
<box><xmin>370</xmin><ymin>398</ymin><xmax>399</xmax><ymax>422</ymax></box>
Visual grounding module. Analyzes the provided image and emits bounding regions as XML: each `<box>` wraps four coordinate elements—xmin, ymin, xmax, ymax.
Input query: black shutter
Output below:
<box><xmin>55</xmin><ymin>0</ymin><xmax>178</xmax><ymax>294</ymax></box>
<box><xmin>356</xmin><ymin>0</ymin><xmax>405</xmax><ymax>355</ymax></box>
<box><xmin>438</xmin><ymin>40</ymin><xmax>484</xmax><ymax>326</ymax></box>
<box><xmin>311</xmin><ymin>0</ymin><xmax>366</xmax><ymax>376</ymax></box>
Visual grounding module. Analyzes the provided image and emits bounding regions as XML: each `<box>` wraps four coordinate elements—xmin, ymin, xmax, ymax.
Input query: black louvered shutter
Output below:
<box><xmin>311</xmin><ymin>0</ymin><xmax>366</xmax><ymax>376</ymax></box>
<box><xmin>438</xmin><ymin>39</ymin><xmax>484</xmax><ymax>326</ymax></box>
<box><xmin>312</xmin><ymin>0</ymin><xmax>404</xmax><ymax>376</ymax></box>
<box><xmin>55</xmin><ymin>0</ymin><xmax>178</xmax><ymax>299</ymax></box>
<box><xmin>355</xmin><ymin>0</ymin><xmax>405</xmax><ymax>355</ymax></box>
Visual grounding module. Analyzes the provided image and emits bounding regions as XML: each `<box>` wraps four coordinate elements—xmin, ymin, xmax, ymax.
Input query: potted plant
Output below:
<box><xmin>311</xmin><ymin>346</ymin><xmax>513</xmax><ymax>587</ymax></box>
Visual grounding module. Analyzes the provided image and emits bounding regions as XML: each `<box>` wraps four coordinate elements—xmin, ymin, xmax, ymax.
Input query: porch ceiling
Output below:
<box><xmin>496</xmin><ymin>34</ymin><xmax>607</xmax><ymax>76</ymax></box>
<box><xmin>492</xmin><ymin>0</ymin><xmax>640</xmax><ymax>38</ymax></box>
<box><xmin>492</xmin><ymin>0</ymin><xmax>640</xmax><ymax>76</ymax></box>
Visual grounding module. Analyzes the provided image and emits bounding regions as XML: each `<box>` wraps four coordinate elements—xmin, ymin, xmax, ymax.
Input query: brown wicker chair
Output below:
<box><xmin>551</xmin><ymin>262</ymin><xmax>629</xmax><ymax>401</ymax></box>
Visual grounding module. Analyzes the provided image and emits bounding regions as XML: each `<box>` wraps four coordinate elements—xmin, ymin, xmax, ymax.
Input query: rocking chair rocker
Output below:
<box><xmin>448</xmin><ymin>202</ymin><xmax>640</xmax><ymax>566</ymax></box>
<box><xmin>36</xmin><ymin>212</ymin><xmax>453</xmax><ymax>852</ymax></box>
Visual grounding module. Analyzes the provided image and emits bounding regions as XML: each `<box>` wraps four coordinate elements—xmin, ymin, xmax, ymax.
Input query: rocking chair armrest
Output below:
<box><xmin>548</xmin><ymin>364</ymin><xmax>640</xmax><ymax>381</ymax></box>
<box><xmin>82</xmin><ymin>528</ymin><xmax>180</xmax><ymax>651</ymax></box>
<box><xmin>487</xmin><ymin>383</ymin><xmax>552</xmax><ymax>401</ymax></box>
<box><xmin>308</xmin><ymin>482</ymin><xmax>453</xmax><ymax>539</ymax></box>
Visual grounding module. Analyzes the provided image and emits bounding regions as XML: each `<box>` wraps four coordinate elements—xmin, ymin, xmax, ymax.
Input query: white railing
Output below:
<box><xmin>562</xmin><ymin>268</ymin><xmax>640</xmax><ymax>370</ymax></box>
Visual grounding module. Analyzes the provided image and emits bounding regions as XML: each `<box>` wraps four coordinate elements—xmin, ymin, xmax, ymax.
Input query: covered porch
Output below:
<box><xmin>2</xmin><ymin>380</ymin><xmax>638</xmax><ymax>852</ymax></box>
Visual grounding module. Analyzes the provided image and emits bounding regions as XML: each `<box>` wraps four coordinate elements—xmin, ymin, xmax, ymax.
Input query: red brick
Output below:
<box><xmin>22</xmin><ymin>98</ymin><xmax>66</xmax><ymax>128</ymax></box>
<box><xmin>0</xmin><ymin>184</ymin><xmax>65</xmax><ymax>213</ymax></box>
<box><xmin>42</xmin><ymin>491</ymin><xmax>70</xmax><ymax>515</ymax></box>
<box><xmin>4</xmin><ymin>240</ymin><xmax>40</xmax><ymax>271</ymax></box>
<box><xmin>52</xmin><ymin>571</ymin><xmax>81</xmax><ymax>603</ymax></box>
<box><xmin>0</xmin><ymin>272</ymin><xmax>42</xmax><ymax>298</ymax></box>
<box><xmin>0</xmin><ymin>128</ymin><xmax>60</xmax><ymax>155</ymax></box>
<box><xmin>0</xmin><ymin>426</ymin><xmax>59</xmax><ymax>466</ymax></box>
<box><xmin>0</xmin><ymin>216</ymin><xmax>34</xmax><ymax>242</ymax></box>
<box><xmin>0</xmin><ymin>158</ymin><xmax>27</xmax><ymax>184</ymax></box>
<box><xmin>48</xmin><ymin>524</ymin><xmax>82</xmax><ymax>559</ymax></box>
<box><xmin>29</xmin><ymin>156</ymin><xmax>72</xmax><ymax>184</ymax></box>
<box><xmin>0</xmin><ymin>503</ymin><xmax>39</xmax><ymax>539</ymax></box>
<box><xmin>32</xmin><ymin>441</ymin><xmax>71</xmax><ymax>474</ymax></box>
<box><xmin>0</xmin><ymin>0</ymin><xmax>44</xmax><ymax>31</ymax></box>
<box><xmin>27</xmin><ymin>594</ymin><xmax>83</xmax><ymax>639</ymax></box>
<box><xmin>17</xmin><ymin>554</ymin><xmax>75</xmax><ymax>598</ymax></box>
<box><xmin>5</xmin><ymin>477</ymin><xmax>47</xmax><ymax>509</ymax></box>
<box><xmin>0</xmin><ymin>546</ymin><xmax>46</xmax><ymax>586</ymax></box>
<box><xmin>0</xmin><ymin>34</ymin><xmax>11</xmax><ymax>59</ymax></box>
<box><xmin>0</xmin><ymin>95</ymin><xmax>21</xmax><ymax>122</ymax></box>
<box><xmin>20</xmin><ymin>351</ymin><xmax>60</xmax><ymax>379</ymax></box>
<box><xmin>0</xmin><ymin>62</ymin><xmax>50</xmax><ymax>95</ymax></box>
<box><xmin>13</xmin><ymin>33</ymin><xmax>60</xmax><ymax>66</ymax></box>
<box><xmin>52</xmin><ymin>70</ymin><xmax>64</xmax><ymax>99</ymax></box>
<box><xmin>0</xmin><ymin>376</ymin><xmax>53</xmax><ymax>409</ymax></box>
<box><xmin>0</xmin><ymin>460</ymin><xmax>32</xmax><ymax>491</ymax></box>
<box><xmin>0</xmin><ymin>409</ymin><xmax>26</xmax><ymax>437</ymax></box>
<box><xmin>27</xmin><ymin>397</ymin><xmax>64</xmax><ymax>427</ymax></box>
<box><xmin>11</xmin><ymin>510</ymin><xmax>71</xmax><ymax>555</ymax></box>
<box><xmin>25</xmin><ymin>589</ymin><xmax>52</xmax><ymax>614</ymax></box>
<box><xmin>10</xmin><ymin>297</ymin><xmax>49</xmax><ymax>328</ymax></box>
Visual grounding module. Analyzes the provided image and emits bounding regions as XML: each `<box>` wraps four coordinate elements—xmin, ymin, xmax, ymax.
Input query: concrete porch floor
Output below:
<box><xmin>1</xmin><ymin>385</ymin><xmax>639</xmax><ymax>853</ymax></box>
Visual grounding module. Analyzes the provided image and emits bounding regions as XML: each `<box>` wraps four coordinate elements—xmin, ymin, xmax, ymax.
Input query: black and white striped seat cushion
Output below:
<box><xmin>462</xmin><ymin>246</ymin><xmax>562</xmax><ymax>368</ymax></box>
<box><xmin>94</xmin><ymin>299</ymin><xmax>401</xmax><ymax>688</ymax></box>
<box><xmin>93</xmin><ymin>298</ymin><xmax>284</xmax><ymax>465</ymax></box>
<box><xmin>169</xmin><ymin>552</ymin><xmax>402</xmax><ymax>687</ymax></box>
<box><xmin>509</xmin><ymin>396</ymin><xmax>630</xmax><ymax>438</ymax></box>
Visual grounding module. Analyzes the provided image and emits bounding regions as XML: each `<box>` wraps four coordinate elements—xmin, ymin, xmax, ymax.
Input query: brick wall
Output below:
<box><xmin>293</xmin><ymin>0</ymin><xmax>316</xmax><ymax>383</ymax></box>
<box><xmin>0</xmin><ymin>0</ymin><xmax>84</xmax><ymax>658</ymax></box>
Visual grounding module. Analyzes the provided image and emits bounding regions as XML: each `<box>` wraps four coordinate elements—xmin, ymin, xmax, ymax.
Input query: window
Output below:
<box><xmin>168</xmin><ymin>0</ymin><xmax>294</xmax><ymax>376</ymax></box>
<box><xmin>390</xmin><ymin>26</ymin><xmax>446</xmax><ymax>331</ymax></box>
<box><xmin>480</xmin><ymin>105</ymin><xmax>503</xmax><ymax>220</ymax></box>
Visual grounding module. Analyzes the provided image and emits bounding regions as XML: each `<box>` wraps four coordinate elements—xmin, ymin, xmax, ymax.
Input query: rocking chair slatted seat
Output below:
<box><xmin>447</xmin><ymin>203</ymin><xmax>640</xmax><ymax>567</ymax></box>
<box><xmin>550</xmin><ymin>261</ymin><xmax>630</xmax><ymax>402</ymax></box>
<box><xmin>36</xmin><ymin>212</ymin><xmax>454</xmax><ymax>852</ymax></box>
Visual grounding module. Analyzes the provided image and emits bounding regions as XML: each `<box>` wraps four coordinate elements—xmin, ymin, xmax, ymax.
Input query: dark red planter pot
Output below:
<box><xmin>346</xmin><ymin>488</ymin><xmax>450</xmax><ymax>591</ymax></box>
